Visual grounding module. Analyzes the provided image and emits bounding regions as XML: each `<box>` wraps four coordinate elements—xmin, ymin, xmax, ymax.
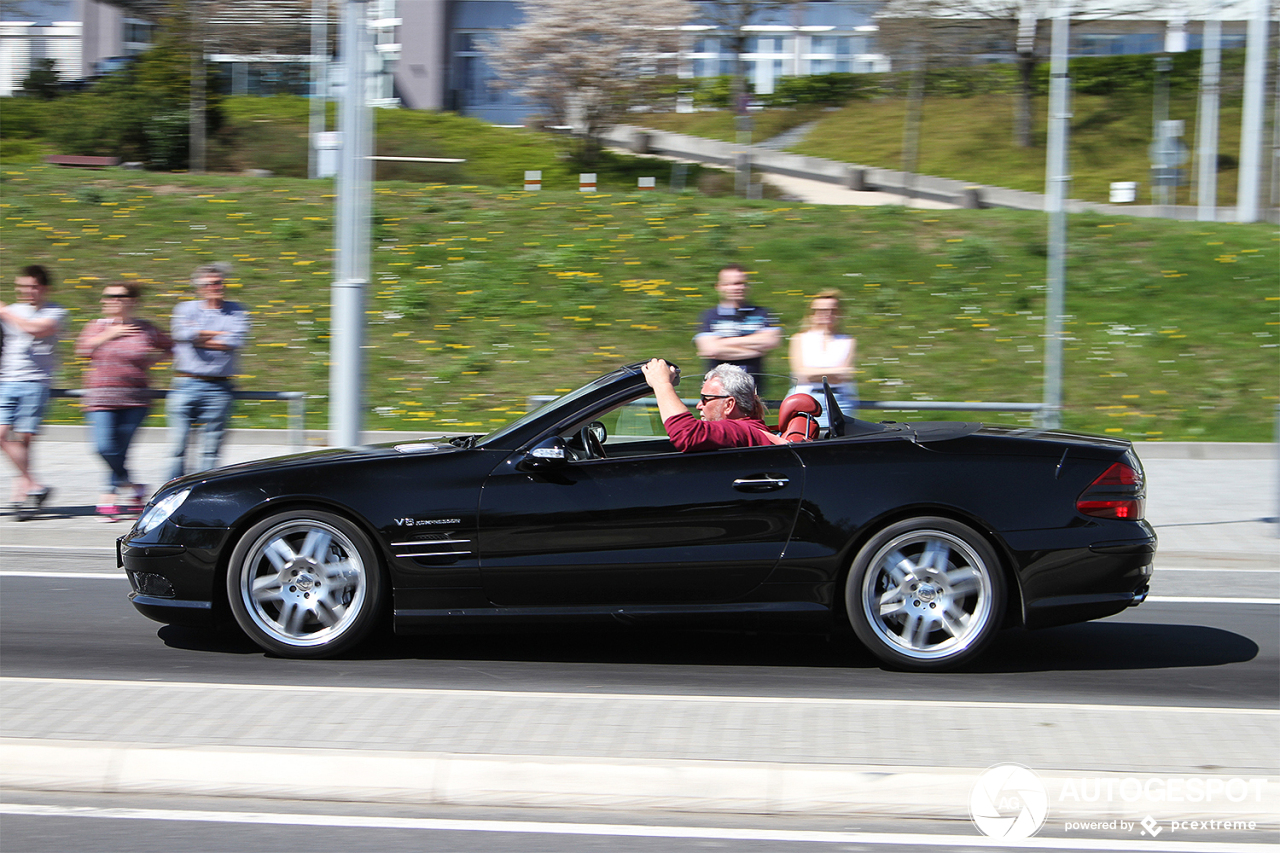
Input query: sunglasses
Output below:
<box><xmin>700</xmin><ymin>394</ymin><xmax>732</xmax><ymax>404</ymax></box>
<box><xmin>102</xmin><ymin>293</ymin><xmax>131</xmax><ymax>299</ymax></box>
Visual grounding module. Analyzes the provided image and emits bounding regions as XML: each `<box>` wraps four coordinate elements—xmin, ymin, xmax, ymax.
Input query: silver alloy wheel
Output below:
<box><xmin>857</xmin><ymin>527</ymin><xmax>996</xmax><ymax>663</ymax></box>
<box><xmin>236</xmin><ymin>517</ymin><xmax>368</xmax><ymax>649</ymax></box>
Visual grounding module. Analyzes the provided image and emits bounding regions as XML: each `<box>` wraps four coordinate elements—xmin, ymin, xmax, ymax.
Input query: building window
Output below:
<box><xmin>123</xmin><ymin>21</ymin><xmax>155</xmax><ymax>46</ymax></box>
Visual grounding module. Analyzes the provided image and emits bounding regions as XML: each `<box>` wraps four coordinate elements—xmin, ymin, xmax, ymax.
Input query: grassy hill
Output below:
<box><xmin>639</xmin><ymin>92</ymin><xmax>1247</xmax><ymax>207</ymax></box>
<box><xmin>1</xmin><ymin>160</ymin><xmax>1275</xmax><ymax>441</ymax></box>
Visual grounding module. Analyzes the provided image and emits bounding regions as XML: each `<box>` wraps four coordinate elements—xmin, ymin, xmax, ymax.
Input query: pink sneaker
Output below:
<box><xmin>96</xmin><ymin>504</ymin><xmax>121</xmax><ymax>522</ymax></box>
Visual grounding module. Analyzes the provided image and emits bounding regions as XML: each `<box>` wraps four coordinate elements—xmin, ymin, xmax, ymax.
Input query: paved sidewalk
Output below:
<box><xmin>1</xmin><ymin>429</ymin><xmax>1276</xmax><ymax>820</ymax></box>
<box><xmin>2</xmin><ymin>679</ymin><xmax>1276</xmax><ymax>820</ymax></box>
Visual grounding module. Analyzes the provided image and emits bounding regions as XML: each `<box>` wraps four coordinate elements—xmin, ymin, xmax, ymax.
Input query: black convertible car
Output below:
<box><xmin>120</xmin><ymin>362</ymin><xmax>1155</xmax><ymax>671</ymax></box>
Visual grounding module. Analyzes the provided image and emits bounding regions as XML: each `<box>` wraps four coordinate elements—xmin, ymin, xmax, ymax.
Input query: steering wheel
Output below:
<box><xmin>578</xmin><ymin>422</ymin><xmax>607</xmax><ymax>460</ymax></box>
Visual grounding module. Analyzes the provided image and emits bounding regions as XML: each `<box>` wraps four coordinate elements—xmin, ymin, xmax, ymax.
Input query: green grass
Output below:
<box><xmin>1</xmin><ymin>161</ymin><xmax>1276</xmax><ymax>441</ymax></box>
<box><xmin>640</xmin><ymin>91</ymin><xmax>1245</xmax><ymax>207</ymax></box>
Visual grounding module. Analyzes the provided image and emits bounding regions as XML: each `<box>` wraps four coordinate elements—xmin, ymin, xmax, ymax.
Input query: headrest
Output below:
<box><xmin>782</xmin><ymin>415</ymin><xmax>819</xmax><ymax>443</ymax></box>
<box><xmin>777</xmin><ymin>394</ymin><xmax>822</xmax><ymax>432</ymax></box>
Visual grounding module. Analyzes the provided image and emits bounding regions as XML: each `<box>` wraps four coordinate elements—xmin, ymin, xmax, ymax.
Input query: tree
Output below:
<box><xmin>696</xmin><ymin>0</ymin><xmax>803</xmax><ymax>115</ymax></box>
<box><xmin>484</xmin><ymin>0</ymin><xmax>693</xmax><ymax>165</ymax></box>
<box><xmin>21</xmin><ymin>58</ymin><xmax>61</xmax><ymax>99</ymax></box>
<box><xmin>875</xmin><ymin>0</ymin><xmax>1045</xmax><ymax>148</ymax></box>
<box><xmin>876</xmin><ymin>0</ymin><xmax>1161</xmax><ymax>149</ymax></box>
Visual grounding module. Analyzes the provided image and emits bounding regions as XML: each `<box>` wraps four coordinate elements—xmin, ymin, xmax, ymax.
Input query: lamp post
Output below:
<box><xmin>330</xmin><ymin>0</ymin><xmax>372</xmax><ymax>447</ymax></box>
<box><xmin>1041</xmin><ymin>0</ymin><xmax>1070</xmax><ymax>430</ymax></box>
<box><xmin>309</xmin><ymin>0</ymin><xmax>329</xmax><ymax>180</ymax></box>
<box><xmin>189</xmin><ymin>0</ymin><xmax>206</xmax><ymax>174</ymax></box>
<box><xmin>1236</xmin><ymin>0</ymin><xmax>1271</xmax><ymax>223</ymax></box>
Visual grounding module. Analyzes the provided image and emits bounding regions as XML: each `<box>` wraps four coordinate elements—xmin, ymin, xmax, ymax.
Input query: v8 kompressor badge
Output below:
<box><xmin>394</xmin><ymin>517</ymin><xmax>462</xmax><ymax>527</ymax></box>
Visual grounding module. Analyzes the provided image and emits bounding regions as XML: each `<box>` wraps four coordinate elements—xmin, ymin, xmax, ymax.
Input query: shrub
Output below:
<box><xmin>762</xmin><ymin>73</ymin><xmax>872</xmax><ymax>107</ymax></box>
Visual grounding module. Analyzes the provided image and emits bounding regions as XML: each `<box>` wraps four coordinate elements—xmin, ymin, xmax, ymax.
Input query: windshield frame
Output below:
<box><xmin>475</xmin><ymin>364</ymin><xmax>649</xmax><ymax>449</ymax></box>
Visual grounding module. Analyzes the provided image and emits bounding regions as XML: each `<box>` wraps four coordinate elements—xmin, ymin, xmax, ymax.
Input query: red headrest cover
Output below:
<box><xmin>778</xmin><ymin>394</ymin><xmax>823</xmax><ymax>442</ymax></box>
<box><xmin>777</xmin><ymin>394</ymin><xmax>822</xmax><ymax>432</ymax></box>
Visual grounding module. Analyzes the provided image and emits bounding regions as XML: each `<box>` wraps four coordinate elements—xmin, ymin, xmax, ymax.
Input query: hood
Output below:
<box><xmin>165</xmin><ymin>439</ymin><xmax>467</xmax><ymax>489</ymax></box>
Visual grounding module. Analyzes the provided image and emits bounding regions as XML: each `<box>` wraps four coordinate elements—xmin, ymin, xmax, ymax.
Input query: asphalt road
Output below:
<box><xmin>1</xmin><ymin>558</ymin><xmax>1275</xmax><ymax>709</ymax></box>
<box><xmin>2</xmin><ymin>550</ymin><xmax>1276</xmax><ymax>853</ymax></box>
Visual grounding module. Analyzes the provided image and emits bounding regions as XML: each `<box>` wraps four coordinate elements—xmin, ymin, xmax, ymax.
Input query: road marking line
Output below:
<box><xmin>0</xmin><ymin>572</ymin><xmax>123</xmax><ymax>580</ymax></box>
<box><xmin>4</xmin><ymin>677</ymin><xmax>1274</xmax><ymax>715</ymax></box>
<box><xmin>1147</xmin><ymin>596</ymin><xmax>1280</xmax><ymax>605</ymax></box>
<box><xmin>1156</xmin><ymin>567</ymin><xmax>1279</xmax><ymax>573</ymax></box>
<box><xmin>0</xmin><ymin>803</ymin><xmax>1270</xmax><ymax>851</ymax></box>
<box><xmin>0</xmin><ymin>546</ymin><xmax>115</xmax><ymax>553</ymax></box>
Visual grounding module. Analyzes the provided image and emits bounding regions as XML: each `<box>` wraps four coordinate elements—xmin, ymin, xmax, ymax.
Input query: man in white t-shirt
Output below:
<box><xmin>0</xmin><ymin>265</ymin><xmax>68</xmax><ymax>519</ymax></box>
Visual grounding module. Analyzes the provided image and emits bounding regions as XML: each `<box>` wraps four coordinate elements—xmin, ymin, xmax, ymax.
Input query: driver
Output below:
<box><xmin>641</xmin><ymin>358</ymin><xmax>781</xmax><ymax>452</ymax></box>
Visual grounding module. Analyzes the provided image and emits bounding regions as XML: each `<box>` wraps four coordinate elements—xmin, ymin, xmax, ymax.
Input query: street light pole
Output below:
<box><xmin>189</xmin><ymin>0</ymin><xmax>206</xmax><ymax>174</ymax></box>
<box><xmin>1196</xmin><ymin>18</ymin><xmax>1222</xmax><ymax>222</ymax></box>
<box><xmin>309</xmin><ymin>0</ymin><xmax>328</xmax><ymax>180</ymax></box>
<box><xmin>330</xmin><ymin>0</ymin><xmax>372</xmax><ymax>447</ymax></box>
<box><xmin>1236</xmin><ymin>0</ymin><xmax>1271</xmax><ymax>222</ymax></box>
<box><xmin>1041</xmin><ymin>0</ymin><xmax>1071</xmax><ymax>430</ymax></box>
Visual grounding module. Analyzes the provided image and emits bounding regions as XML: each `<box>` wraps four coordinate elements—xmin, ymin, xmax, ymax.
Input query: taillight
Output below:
<box><xmin>1077</xmin><ymin>462</ymin><xmax>1145</xmax><ymax>520</ymax></box>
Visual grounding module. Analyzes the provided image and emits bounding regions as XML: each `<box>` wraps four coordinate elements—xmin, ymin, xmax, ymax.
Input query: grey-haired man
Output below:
<box><xmin>166</xmin><ymin>263</ymin><xmax>250</xmax><ymax>480</ymax></box>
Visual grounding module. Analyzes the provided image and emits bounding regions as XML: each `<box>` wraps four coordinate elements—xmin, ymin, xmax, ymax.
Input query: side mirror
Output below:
<box><xmin>519</xmin><ymin>436</ymin><xmax>568</xmax><ymax>471</ymax></box>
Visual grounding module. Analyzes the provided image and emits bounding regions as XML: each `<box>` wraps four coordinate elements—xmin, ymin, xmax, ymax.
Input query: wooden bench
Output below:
<box><xmin>45</xmin><ymin>155</ymin><xmax>120</xmax><ymax>169</ymax></box>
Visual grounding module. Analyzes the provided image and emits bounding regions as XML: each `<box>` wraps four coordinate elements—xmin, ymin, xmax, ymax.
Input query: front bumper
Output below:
<box><xmin>118</xmin><ymin>528</ymin><xmax>227</xmax><ymax>627</ymax></box>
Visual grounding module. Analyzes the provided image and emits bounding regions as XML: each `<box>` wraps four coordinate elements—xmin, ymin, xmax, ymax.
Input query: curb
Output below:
<box><xmin>2</xmin><ymin>739</ymin><xmax>1275</xmax><ymax>823</ymax></box>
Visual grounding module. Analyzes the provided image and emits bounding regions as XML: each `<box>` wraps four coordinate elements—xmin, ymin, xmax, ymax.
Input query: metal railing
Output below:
<box><xmin>528</xmin><ymin>394</ymin><xmax>1046</xmax><ymax>418</ymax></box>
<box><xmin>51</xmin><ymin>388</ymin><xmax>308</xmax><ymax>450</ymax></box>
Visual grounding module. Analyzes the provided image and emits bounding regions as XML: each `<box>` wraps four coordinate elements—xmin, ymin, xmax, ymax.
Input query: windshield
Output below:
<box><xmin>475</xmin><ymin>368</ymin><xmax>636</xmax><ymax>448</ymax></box>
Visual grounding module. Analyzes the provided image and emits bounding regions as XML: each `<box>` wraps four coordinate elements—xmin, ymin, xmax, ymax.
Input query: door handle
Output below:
<box><xmin>733</xmin><ymin>476</ymin><xmax>790</xmax><ymax>492</ymax></box>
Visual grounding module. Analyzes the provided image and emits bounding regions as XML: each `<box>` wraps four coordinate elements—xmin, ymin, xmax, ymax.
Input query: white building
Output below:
<box><xmin>1</xmin><ymin>0</ymin><xmax>1270</xmax><ymax>123</ymax></box>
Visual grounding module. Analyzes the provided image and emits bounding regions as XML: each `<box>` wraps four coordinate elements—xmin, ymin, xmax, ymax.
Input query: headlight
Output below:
<box><xmin>135</xmin><ymin>488</ymin><xmax>192</xmax><ymax>535</ymax></box>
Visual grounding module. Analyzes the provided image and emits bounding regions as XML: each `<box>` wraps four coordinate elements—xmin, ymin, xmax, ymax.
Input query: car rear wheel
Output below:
<box><xmin>845</xmin><ymin>517</ymin><xmax>1005</xmax><ymax>671</ymax></box>
<box><xmin>227</xmin><ymin>510</ymin><xmax>384</xmax><ymax>658</ymax></box>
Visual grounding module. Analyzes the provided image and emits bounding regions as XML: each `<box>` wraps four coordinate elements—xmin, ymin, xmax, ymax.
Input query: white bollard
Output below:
<box><xmin>1109</xmin><ymin>181</ymin><xmax>1137</xmax><ymax>203</ymax></box>
<box><xmin>638</xmin><ymin>177</ymin><xmax>656</xmax><ymax>191</ymax></box>
<box><xmin>579</xmin><ymin>173</ymin><xmax>597</xmax><ymax>192</ymax></box>
<box><xmin>524</xmin><ymin>170</ymin><xmax>542</xmax><ymax>191</ymax></box>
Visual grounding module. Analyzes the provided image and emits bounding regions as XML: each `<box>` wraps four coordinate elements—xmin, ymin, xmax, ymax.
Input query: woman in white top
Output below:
<box><xmin>788</xmin><ymin>290</ymin><xmax>856</xmax><ymax>424</ymax></box>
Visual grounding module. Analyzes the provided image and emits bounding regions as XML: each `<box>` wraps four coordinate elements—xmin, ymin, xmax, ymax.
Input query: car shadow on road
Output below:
<box><xmin>158</xmin><ymin>624</ymin><xmax>261</xmax><ymax>655</ymax></box>
<box><xmin>155</xmin><ymin>617</ymin><xmax>1259</xmax><ymax>674</ymax></box>
<box><xmin>969</xmin><ymin>621</ymin><xmax>1259</xmax><ymax>673</ymax></box>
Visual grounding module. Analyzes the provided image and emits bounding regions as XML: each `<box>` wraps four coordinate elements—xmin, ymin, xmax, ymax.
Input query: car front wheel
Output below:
<box><xmin>227</xmin><ymin>510</ymin><xmax>384</xmax><ymax>658</ymax></box>
<box><xmin>845</xmin><ymin>517</ymin><xmax>1005</xmax><ymax>671</ymax></box>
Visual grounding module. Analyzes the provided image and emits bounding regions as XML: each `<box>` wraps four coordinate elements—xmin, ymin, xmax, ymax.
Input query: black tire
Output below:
<box><xmin>226</xmin><ymin>510</ymin><xmax>385</xmax><ymax>658</ymax></box>
<box><xmin>845</xmin><ymin>517</ymin><xmax>1005</xmax><ymax>671</ymax></box>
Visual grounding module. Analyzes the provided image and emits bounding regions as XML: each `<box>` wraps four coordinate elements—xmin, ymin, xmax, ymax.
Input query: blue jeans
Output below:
<box><xmin>87</xmin><ymin>407</ymin><xmax>150</xmax><ymax>492</ymax></box>
<box><xmin>166</xmin><ymin>377</ymin><xmax>234</xmax><ymax>481</ymax></box>
<box><xmin>787</xmin><ymin>383</ymin><xmax>858</xmax><ymax>429</ymax></box>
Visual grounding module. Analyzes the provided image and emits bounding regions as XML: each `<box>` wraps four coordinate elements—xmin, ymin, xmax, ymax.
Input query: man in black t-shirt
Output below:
<box><xmin>694</xmin><ymin>263</ymin><xmax>781</xmax><ymax>393</ymax></box>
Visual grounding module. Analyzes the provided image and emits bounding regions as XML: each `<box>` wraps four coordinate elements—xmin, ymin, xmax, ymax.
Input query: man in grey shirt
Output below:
<box><xmin>167</xmin><ymin>262</ymin><xmax>250</xmax><ymax>480</ymax></box>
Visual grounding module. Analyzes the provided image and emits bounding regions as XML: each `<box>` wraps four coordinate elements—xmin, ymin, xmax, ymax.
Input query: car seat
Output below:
<box><xmin>777</xmin><ymin>393</ymin><xmax>822</xmax><ymax>442</ymax></box>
